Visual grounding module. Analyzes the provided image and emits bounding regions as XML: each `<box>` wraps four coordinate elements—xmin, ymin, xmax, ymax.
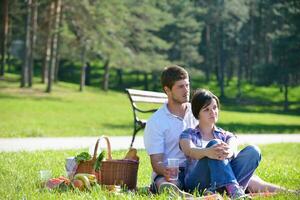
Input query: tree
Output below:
<box><xmin>28</xmin><ymin>0</ymin><xmax>37</xmax><ymax>87</ymax></box>
<box><xmin>21</xmin><ymin>0</ymin><xmax>32</xmax><ymax>87</ymax></box>
<box><xmin>20</xmin><ymin>0</ymin><xmax>37</xmax><ymax>87</ymax></box>
<box><xmin>0</xmin><ymin>0</ymin><xmax>9</xmax><ymax>77</ymax></box>
<box><xmin>158</xmin><ymin>0</ymin><xmax>205</xmax><ymax>69</ymax></box>
<box><xmin>46</xmin><ymin>0</ymin><xmax>62</xmax><ymax>93</ymax></box>
<box><xmin>252</xmin><ymin>1</ymin><xmax>300</xmax><ymax>111</ymax></box>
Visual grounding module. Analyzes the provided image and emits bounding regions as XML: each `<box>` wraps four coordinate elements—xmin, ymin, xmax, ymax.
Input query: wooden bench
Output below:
<box><xmin>126</xmin><ymin>88</ymin><xmax>168</xmax><ymax>147</ymax></box>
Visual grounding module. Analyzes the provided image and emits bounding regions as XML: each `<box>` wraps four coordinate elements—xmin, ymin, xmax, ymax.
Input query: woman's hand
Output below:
<box><xmin>206</xmin><ymin>142</ymin><xmax>230</xmax><ymax>160</ymax></box>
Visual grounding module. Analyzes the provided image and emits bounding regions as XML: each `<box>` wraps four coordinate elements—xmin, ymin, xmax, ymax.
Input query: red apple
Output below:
<box><xmin>72</xmin><ymin>179</ymin><xmax>84</xmax><ymax>190</ymax></box>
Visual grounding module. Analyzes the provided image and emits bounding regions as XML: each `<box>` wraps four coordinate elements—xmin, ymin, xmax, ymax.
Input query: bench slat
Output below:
<box><xmin>127</xmin><ymin>89</ymin><xmax>167</xmax><ymax>98</ymax></box>
<box><xmin>131</xmin><ymin>96</ymin><xmax>167</xmax><ymax>104</ymax></box>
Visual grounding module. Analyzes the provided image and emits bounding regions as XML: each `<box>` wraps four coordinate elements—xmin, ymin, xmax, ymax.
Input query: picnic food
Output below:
<box><xmin>72</xmin><ymin>179</ymin><xmax>84</xmax><ymax>190</ymax></box>
<box><xmin>124</xmin><ymin>148</ymin><xmax>139</xmax><ymax>161</ymax></box>
<box><xmin>74</xmin><ymin>173</ymin><xmax>91</xmax><ymax>190</ymax></box>
<box><xmin>94</xmin><ymin>151</ymin><xmax>105</xmax><ymax>171</ymax></box>
<box><xmin>45</xmin><ymin>176</ymin><xmax>71</xmax><ymax>190</ymax></box>
<box><xmin>73</xmin><ymin>173</ymin><xmax>97</xmax><ymax>190</ymax></box>
<box><xmin>75</xmin><ymin>152</ymin><xmax>92</xmax><ymax>163</ymax></box>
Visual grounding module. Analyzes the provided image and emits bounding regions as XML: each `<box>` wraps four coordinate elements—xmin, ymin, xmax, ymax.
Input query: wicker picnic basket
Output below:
<box><xmin>75</xmin><ymin>136</ymin><xmax>112</xmax><ymax>175</ymax></box>
<box><xmin>76</xmin><ymin>136</ymin><xmax>139</xmax><ymax>190</ymax></box>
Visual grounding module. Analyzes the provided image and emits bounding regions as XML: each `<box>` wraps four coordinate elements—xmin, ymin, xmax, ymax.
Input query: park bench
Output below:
<box><xmin>126</xmin><ymin>88</ymin><xmax>168</xmax><ymax>147</ymax></box>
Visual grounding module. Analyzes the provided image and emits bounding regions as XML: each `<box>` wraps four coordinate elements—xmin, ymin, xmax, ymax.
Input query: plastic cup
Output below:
<box><xmin>65</xmin><ymin>157</ymin><xmax>77</xmax><ymax>179</ymax></box>
<box><xmin>167</xmin><ymin>158</ymin><xmax>179</xmax><ymax>181</ymax></box>
<box><xmin>40</xmin><ymin>170</ymin><xmax>52</xmax><ymax>182</ymax></box>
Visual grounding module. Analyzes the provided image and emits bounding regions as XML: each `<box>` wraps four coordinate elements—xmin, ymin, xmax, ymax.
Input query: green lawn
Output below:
<box><xmin>0</xmin><ymin>143</ymin><xmax>299</xmax><ymax>199</ymax></box>
<box><xmin>0</xmin><ymin>74</ymin><xmax>299</xmax><ymax>137</ymax></box>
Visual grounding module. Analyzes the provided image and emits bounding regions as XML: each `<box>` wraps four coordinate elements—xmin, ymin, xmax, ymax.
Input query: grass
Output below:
<box><xmin>0</xmin><ymin>74</ymin><xmax>299</xmax><ymax>137</ymax></box>
<box><xmin>0</xmin><ymin>143</ymin><xmax>299</xmax><ymax>199</ymax></box>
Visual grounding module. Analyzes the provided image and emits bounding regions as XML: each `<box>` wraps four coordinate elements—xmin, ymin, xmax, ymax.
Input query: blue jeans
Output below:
<box><xmin>184</xmin><ymin>139</ymin><xmax>261</xmax><ymax>192</ymax></box>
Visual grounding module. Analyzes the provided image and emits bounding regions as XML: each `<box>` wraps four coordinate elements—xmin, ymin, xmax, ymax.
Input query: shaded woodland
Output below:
<box><xmin>0</xmin><ymin>0</ymin><xmax>299</xmax><ymax>110</ymax></box>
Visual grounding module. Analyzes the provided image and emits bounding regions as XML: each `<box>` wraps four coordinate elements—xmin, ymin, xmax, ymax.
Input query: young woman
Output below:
<box><xmin>179</xmin><ymin>89</ymin><xmax>261</xmax><ymax>199</ymax></box>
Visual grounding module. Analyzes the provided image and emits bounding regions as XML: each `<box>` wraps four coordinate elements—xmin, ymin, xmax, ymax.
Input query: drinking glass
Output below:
<box><xmin>167</xmin><ymin>158</ymin><xmax>179</xmax><ymax>181</ymax></box>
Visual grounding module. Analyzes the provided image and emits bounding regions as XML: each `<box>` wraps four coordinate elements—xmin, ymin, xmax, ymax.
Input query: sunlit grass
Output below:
<box><xmin>0</xmin><ymin>74</ymin><xmax>299</xmax><ymax>137</ymax></box>
<box><xmin>0</xmin><ymin>143</ymin><xmax>299</xmax><ymax>199</ymax></box>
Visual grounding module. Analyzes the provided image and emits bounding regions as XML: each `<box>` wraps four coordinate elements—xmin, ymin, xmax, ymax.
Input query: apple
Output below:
<box><xmin>72</xmin><ymin>179</ymin><xmax>84</xmax><ymax>190</ymax></box>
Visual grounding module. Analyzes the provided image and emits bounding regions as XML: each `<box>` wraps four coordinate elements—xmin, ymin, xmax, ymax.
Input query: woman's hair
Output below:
<box><xmin>161</xmin><ymin>65</ymin><xmax>188</xmax><ymax>92</ymax></box>
<box><xmin>191</xmin><ymin>89</ymin><xmax>220</xmax><ymax>119</ymax></box>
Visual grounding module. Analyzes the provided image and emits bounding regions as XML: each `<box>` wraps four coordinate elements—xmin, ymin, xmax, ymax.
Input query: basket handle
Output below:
<box><xmin>93</xmin><ymin>136</ymin><xmax>112</xmax><ymax>160</ymax></box>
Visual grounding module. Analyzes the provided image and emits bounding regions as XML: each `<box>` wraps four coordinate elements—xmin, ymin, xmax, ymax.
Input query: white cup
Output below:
<box><xmin>167</xmin><ymin>158</ymin><xmax>179</xmax><ymax>181</ymax></box>
<box><xmin>65</xmin><ymin>157</ymin><xmax>77</xmax><ymax>179</ymax></box>
<box><xmin>40</xmin><ymin>170</ymin><xmax>52</xmax><ymax>182</ymax></box>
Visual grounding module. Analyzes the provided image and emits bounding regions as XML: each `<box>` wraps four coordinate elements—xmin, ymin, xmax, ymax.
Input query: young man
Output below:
<box><xmin>144</xmin><ymin>65</ymin><xmax>291</xmax><ymax>197</ymax></box>
<box><xmin>144</xmin><ymin>65</ymin><xmax>198</xmax><ymax>197</ymax></box>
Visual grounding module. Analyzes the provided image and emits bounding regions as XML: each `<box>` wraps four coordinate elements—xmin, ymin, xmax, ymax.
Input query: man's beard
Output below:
<box><xmin>172</xmin><ymin>94</ymin><xmax>189</xmax><ymax>104</ymax></box>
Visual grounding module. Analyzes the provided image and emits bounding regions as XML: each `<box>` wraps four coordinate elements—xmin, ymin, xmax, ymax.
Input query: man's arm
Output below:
<box><xmin>150</xmin><ymin>153</ymin><xmax>167</xmax><ymax>177</ymax></box>
<box><xmin>150</xmin><ymin>153</ymin><xmax>174</xmax><ymax>182</ymax></box>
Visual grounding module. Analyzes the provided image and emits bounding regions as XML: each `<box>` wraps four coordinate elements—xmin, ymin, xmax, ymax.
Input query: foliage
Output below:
<box><xmin>4</xmin><ymin>0</ymin><xmax>300</xmax><ymax>105</ymax></box>
<box><xmin>0</xmin><ymin>144</ymin><xmax>299</xmax><ymax>199</ymax></box>
<box><xmin>94</xmin><ymin>151</ymin><xmax>105</xmax><ymax>171</ymax></box>
<box><xmin>74</xmin><ymin>152</ymin><xmax>91</xmax><ymax>163</ymax></box>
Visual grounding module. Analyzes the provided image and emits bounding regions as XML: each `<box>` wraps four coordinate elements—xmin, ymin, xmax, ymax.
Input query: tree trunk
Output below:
<box><xmin>204</xmin><ymin>24</ymin><xmax>211</xmax><ymax>82</ymax></box>
<box><xmin>215</xmin><ymin>31</ymin><xmax>220</xmax><ymax>85</ymax></box>
<box><xmin>54</xmin><ymin>0</ymin><xmax>63</xmax><ymax>83</ymax></box>
<box><xmin>28</xmin><ymin>0</ymin><xmax>37</xmax><ymax>87</ymax></box>
<box><xmin>42</xmin><ymin>3</ymin><xmax>52</xmax><ymax>84</ymax></box>
<box><xmin>102</xmin><ymin>59</ymin><xmax>110</xmax><ymax>91</ymax></box>
<box><xmin>79</xmin><ymin>45</ymin><xmax>86</xmax><ymax>92</ymax></box>
<box><xmin>267</xmin><ymin>42</ymin><xmax>272</xmax><ymax>64</ymax></box>
<box><xmin>85</xmin><ymin>62</ymin><xmax>91</xmax><ymax>85</ymax></box>
<box><xmin>6</xmin><ymin>16</ymin><xmax>12</xmax><ymax>73</ymax></box>
<box><xmin>46</xmin><ymin>1</ymin><xmax>56</xmax><ymax>93</ymax></box>
<box><xmin>116</xmin><ymin>68</ymin><xmax>123</xmax><ymax>87</ymax></box>
<box><xmin>50</xmin><ymin>0</ymin><xmax>61</xmax><ymax>83</ymax></box>
<box><xmin>219</xmin><ymin>23</ymin><xmax>225</xmax><ymax>98</ymax></box>
<box><xmin>54</xmin><ymin>53</ymin><xmax>60</xmax><ymax>82</ymax></box>
<box><xmin>143</xmin><ymin>72</ymin><xmax>148</xmax><ymax>90</ymax></box>
<box><xmin>0</xmin><ymin>0</ymin><xmax>8</xmax><ymax>76</ymax></box>
<box><xmin>46</xmin><ymin>0</ymin><xmax>61</xmax><ymax>92</ymax></box>
<box><xmin>247</xmin><ymin>3</ymin><xmax>255</xmax><ymax>83</ymax></box>
<box><xmin>151</xmin><ymin>71</ymin><xmax>159</xmax><ymax>91</ymax></box>
<box><xmin>21</xmin><ymin>0</ymin><xmax>32</xmax><ymax>88</ymax></box>
<box><xmin>283</xmin><ymin>75</ymin><xmax>289</xmax><ymax>111</ymax></box>
<box><xmin>237</xmin><ymin>46</ymin><xmax>243</xmax><ymax>100</ymax></box>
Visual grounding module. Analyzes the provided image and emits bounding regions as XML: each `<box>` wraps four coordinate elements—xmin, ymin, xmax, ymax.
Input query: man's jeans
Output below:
<box><xmin>185</xmin><ymin>139</ymin><xmax>261</xmax><ymax>192</ymax></box>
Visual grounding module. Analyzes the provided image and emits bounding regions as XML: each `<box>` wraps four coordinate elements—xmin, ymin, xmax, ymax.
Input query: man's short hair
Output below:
<box><xmin>161</xmin><ymin>65</ymin><xmax>188</xmax><ymax>91</ymax></box>
<box><xmin>191</xmin><ymin>89</ymin><xmax>220</xmax><ymax>119</ymax></box>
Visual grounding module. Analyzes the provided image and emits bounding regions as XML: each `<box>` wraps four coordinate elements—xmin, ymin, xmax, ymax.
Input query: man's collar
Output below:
<box><xmin>163</xmin><ymin>103</ymin><xmax>190</xmax><ymax>119</ymax></box>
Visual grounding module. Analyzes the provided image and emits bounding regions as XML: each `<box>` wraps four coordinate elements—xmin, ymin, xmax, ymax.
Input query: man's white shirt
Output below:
<box><xmin>144</xmin><ymin>103</ymin><xmax>198</xmax><ymax>169</ymax></box>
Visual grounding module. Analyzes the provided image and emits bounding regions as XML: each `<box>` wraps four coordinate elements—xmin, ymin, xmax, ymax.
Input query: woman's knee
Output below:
<box><xmin>244</xmin><ymin>145</ymin><xmax>261</xmax><ymax>162</ymax></box>
<box><xmin>206</xmin><ymin>139</ymin><xmax>222</xmax><ymax>148</ymax></box>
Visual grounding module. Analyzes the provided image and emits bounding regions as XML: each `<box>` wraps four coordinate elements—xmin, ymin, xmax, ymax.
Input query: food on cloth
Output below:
<box><xmin>72</xmin><ymin>173</ymin><xmax>97</xmax><ymax>190</ymax></box>
<box><xmin>72</xmin><ymin>179</ymin><xmax>84</xmax><ymax>190</ymax></box>
<box><xmin>45</xmin><ymin>176</ymin><xmax>70</xmax><ymax>190</ymax></box>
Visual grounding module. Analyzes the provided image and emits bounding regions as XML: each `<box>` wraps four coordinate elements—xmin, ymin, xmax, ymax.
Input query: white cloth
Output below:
<box><xmin>144</xmin><ymin>103</ymin><xmax>198</xmax><ymax>168</ymax></box>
